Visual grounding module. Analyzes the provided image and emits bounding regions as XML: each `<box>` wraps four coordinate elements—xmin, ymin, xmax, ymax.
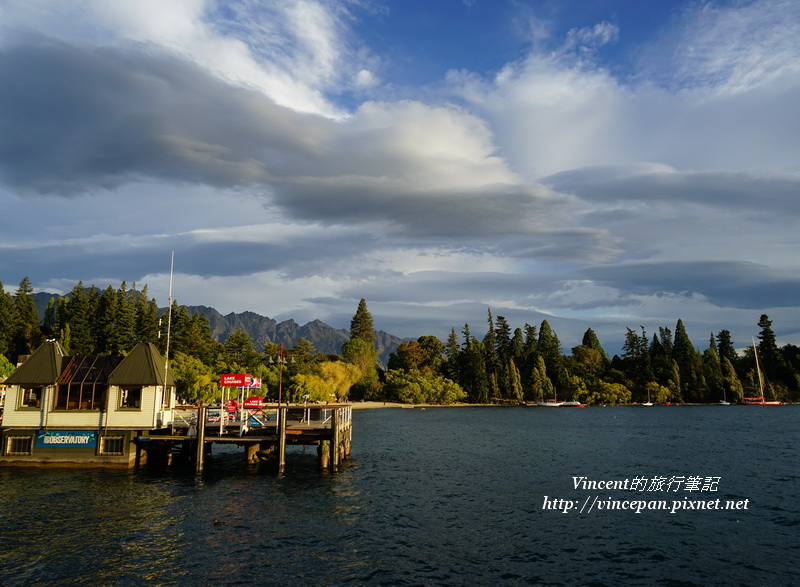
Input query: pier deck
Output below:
<box><xmin>143</xmin><ymin>404</ymin><xmax>352</xmax><ymax>472</ymax></box>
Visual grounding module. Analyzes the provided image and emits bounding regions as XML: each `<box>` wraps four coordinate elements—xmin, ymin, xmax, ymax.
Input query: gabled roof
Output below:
<box><xmin>108</xmin><ymin>342</ymin><xmax>175</xmax><ymax>386</ymax></box>
<box><xmin>5</xmin><ymin>340</ymin><xmax>65</xmax><ymax>385</ymax></box>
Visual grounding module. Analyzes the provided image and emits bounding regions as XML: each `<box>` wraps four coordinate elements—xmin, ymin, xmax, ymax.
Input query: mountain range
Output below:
<box><xmin>33</xmin><ymin>293</ymin><xmax>405</xmax><ymax>365</ymax></box>
<box><xmin>185</xmin><ymin>305</ymin><xmax>405</xmax><ymax>365</ymax></box>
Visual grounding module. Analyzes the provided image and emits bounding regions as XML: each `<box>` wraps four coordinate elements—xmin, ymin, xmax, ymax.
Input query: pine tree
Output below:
<box><xmin>116</xmin><ymin>281</ymin><xmax>137</xmax><ymax>352</ymax></box>
<box><xmin>349</xmin><ymin>298</ymin><xmax>375</xmax><ymax>344</ymax></box>
<box><xmin>538</xmin><ymin>320</ymin><xmax>566</xmax><ymax>392</ymax></box>
<box><xmin>135</xmin><ymin>285</ymin><xmax>160</xmax><ymax>345</ymax></box>
<box><xmin>756</xmin><ymin>314</ymin><xmax>794</xmax><ymax>393</ymax></box>
<box><xmin>0</xmin><ymin>281</ymin><xmax>15</xmax><ymax>357</ymax></box>
<box><xmin>342</xmin><ymin>299</ymin><xmax>380</xmax><ymax>399</ymax></box>
<box><xmin>444</xmin><ymin>328</ymin><xmax>461</xmax><ymax>382</ymax></box>
<box><xmin>42</xmin><ymin>297</ymin><xmax>57</xmax><ymax>338</ymax></box>
<box><xmin>11</xmin><ymin>277</ymin><xmax>41</xmax><ymax>358</ymax></box>
<box><xmin>482</xmin><ymin>309</ymin><xmax>498</xmax><ymax>376</ymax></box>
<box><xmin>673</xmin><ymin>319</ymin><xmax>699</xmax><ymax>400</ymax></box>
<box><xmin>581</xmin><ymin>328</ymin><xmax>608</xmax><ymax>361</ymax></box>
<box><xmin>96</xmin><ymin>285</ymin><xmax>121</xmax><ymax>354</ymax></box>
<box><xmin>716</xmin><ymin>330</ymin><xmax>738</xmax><ymax>371</ymax></box>
<box><xmin>64</xmin><ymin>282</ymin><xmax>95</xmax><ymax>354</ymax></box>
<box><xmin>461</xmin><ymin>338</ymin><xmax>489</xmax><ymax>403</ymax></box>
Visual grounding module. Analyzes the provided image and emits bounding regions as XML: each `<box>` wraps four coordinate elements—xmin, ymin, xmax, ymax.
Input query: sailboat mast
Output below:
<box><xmin>752</xmin><ymin>337</ymin><xmax>765</xmax><ymax>399</ymax></box>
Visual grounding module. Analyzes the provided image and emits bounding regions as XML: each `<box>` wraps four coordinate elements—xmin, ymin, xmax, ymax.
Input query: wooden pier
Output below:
<box><xmin>142</xmin><ymin>404</ymin><xmax>352</xmax><ymax>473</ymax></box>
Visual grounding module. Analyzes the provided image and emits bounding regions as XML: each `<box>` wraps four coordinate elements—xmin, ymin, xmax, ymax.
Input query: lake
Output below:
<box><xmin>1</xmin><ymin>405</ymin><xmax>798</xmax><ymax>585</ymax></box>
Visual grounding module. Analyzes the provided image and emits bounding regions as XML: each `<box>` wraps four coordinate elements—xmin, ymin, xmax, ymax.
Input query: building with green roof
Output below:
<box><xmin>1</xmin><ymin>341</ymin><xmax>176</xmax><ymax>468</ymax></box>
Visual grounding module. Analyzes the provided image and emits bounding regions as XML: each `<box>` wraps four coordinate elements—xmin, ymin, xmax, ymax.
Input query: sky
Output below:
<box><xmin>1</xmin><ymin>0</ymin><xmax>799</xmax><ymax>355</ymax></box>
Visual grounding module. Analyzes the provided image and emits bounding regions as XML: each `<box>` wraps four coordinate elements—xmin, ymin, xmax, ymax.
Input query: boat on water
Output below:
<box><xmin>743</xmin><ymin>338</ymin><xmax>782</xmax><ymax>405</ymax></box>
<box><xmin>536</xmin><ymin>387</ymin><xmax>563</xmax><ymax>407</ymax></box>
<box><xmin>560</xmin><ymin>401</ymin><xmax>587</xmax><ymax>407</ymax></box>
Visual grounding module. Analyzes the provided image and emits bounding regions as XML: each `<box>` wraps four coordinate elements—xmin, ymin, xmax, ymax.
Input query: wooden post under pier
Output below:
<box><xmin>277</xmin><ymin>405</ymin><xmax>287</xmax><ymax>473</ymax></box>
<box><xmin>195</xmin><ymin>405</ymin><xmax>207</xmax><ymax>472</ymax></box>
<box><xmin>330</xmin><ymin>407</ymin><xmax>340</xmax><ymax>471</ymax></box>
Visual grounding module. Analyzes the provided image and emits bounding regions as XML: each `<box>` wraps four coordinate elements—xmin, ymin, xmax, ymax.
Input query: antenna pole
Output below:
<box><xmin>164</xmin><ymin>250</ymin><xmax>175</xmax><ymax>399</ymax></box>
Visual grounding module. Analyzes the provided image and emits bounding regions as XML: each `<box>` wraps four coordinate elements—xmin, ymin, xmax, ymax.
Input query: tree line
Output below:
<box><xmin>2</xmin><ymin>278</ymin><xmax>799</xmax><ymax>405</ymax></box>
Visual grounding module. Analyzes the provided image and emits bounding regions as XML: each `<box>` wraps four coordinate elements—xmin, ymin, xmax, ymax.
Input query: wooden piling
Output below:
<box><xmin>330</xmin><ymin>407</ymin><xmax>340</xmax><ymax>471</ymax></box>
<box><xmin>195</xmin><ymin>405</ymin><xmax>207</xmax><ymax>473</ymax></box>
<box><xmin>277</xmin><ymin>406</ymin><xmax>287</xmax><ymax>473</ymax></box>
<box><xmin>245</xmin><ymin>443</ymin><xmax>259</xmax><ymax>463</ymax></box>
<box><xmin>319</xmin><ymin>440</ymin><xmax>330</xmax><ymax>470</ymax></box>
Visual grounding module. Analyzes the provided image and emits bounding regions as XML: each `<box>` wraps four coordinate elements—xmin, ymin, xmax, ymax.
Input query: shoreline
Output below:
<box><xmin>349</xmin><ymin>401</ymin><xmax>492</xmax><ymax>410</ymax></box>
<box><xmin>347</xmin><ymin>401</ymin><xmax>796</xmax><ymax>409</ymax></box>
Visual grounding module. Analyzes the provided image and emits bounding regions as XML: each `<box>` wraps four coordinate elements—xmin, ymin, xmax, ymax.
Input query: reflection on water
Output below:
<box><xmin>1</xmin><ymin>406</ymin><xmax>799</xmax><ymax>585</ymax></box>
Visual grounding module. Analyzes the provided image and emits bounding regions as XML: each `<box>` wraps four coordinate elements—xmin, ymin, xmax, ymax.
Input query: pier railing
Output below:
<box><xmin>156</xmin><ymin>404</ymin><xmax>352</xmax><ymax>473</ymax></box>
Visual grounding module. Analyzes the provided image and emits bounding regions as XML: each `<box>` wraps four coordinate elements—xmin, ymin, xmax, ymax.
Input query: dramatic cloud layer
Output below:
<box><xmin>1</xmin><ymin>0</ymin><xmax>798</xmax><ymax>353</ymax></box>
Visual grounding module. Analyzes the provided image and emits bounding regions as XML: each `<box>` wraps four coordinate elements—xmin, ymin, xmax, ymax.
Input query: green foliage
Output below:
<box><xmin>0</xmin><ymin>353</ymin><xmax>15</xmax><ymax>377</ymax></box>
<box><xmin>584</xmin><ymin>380</ymin><xmax>631</xmax><ymax>405</ymax></box>
<box><xmin>289</xmin><ymin>361</ymin><xmax>362</xmax><ymax>402</ymax></box>
<box><xmin>170</xmin><ymin>351</ymin><xmax>219</xmax><ymax>403</ymax></box>
<box><xmin>384</xmin><ymin>369</ymin><xmax>466</xmax><ymax>405</ymax></box>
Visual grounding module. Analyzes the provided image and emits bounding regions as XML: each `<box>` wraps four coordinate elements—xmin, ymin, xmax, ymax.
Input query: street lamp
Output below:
<box><xmin>269</xmin><ymin>343</ymin><xmax>295</xmax><ymax>407</ymax></box>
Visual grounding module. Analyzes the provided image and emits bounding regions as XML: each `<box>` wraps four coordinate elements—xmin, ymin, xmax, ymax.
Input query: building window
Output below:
<box><xmin>6</xmin><ymin>435</ymin><xmax>33</xmax><ymax>456</ymax></box>
<box><xmin>19</xmin><ymin>387</ymin><xmax>44</xmax><ymax>408</ymax></box>
<box><xmin>119</xmin><ymin>387</ymin><xmax>142</xmax><ymax>409</ymax></box>
<box><xmin>54</xmin><ymin>383</ymin><xmax>107</xmax><ymax>410</ymax></box>
<box><xmin>99</xmin><ymin>436</ymin><xmax>126</xmax><ymax>455</ymax></box>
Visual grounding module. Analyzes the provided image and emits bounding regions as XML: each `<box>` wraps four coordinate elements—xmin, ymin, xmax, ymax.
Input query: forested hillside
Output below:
<box><xmin>2</xmin><ymin>278</ymin><xmax>799</xmax><ymax>406</ymax></box>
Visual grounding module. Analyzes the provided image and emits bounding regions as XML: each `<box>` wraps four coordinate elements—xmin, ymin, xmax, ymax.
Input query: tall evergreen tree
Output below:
<box><xmin>461</xmin><ymin>338</ymin><xmax>489</xmax><ymax>403</ymax></box>
<box><xmin>220</xmin><ymin>328</ymin><xmax>260</xmax><ymax>373</ymax></box>
<box><xmin>621</xmin><ymin>327</ymin><xmax>653</xmax><ymax>400</ymax></box>
<box><xmin>506</xmin><ymin>358</ymin><xmax>523</xmax><ymax>403</ymax></box>
<box><xmin>494</xmin><ymin>315</ymin><xmax>512</xmax><ymax>363</ymax></box>
<box><xmin>63</xmin><ymin>282</ymin><xmax>94</xmax><ymax>354</ymax></box>
<box><xmin>756</xmin><ymin>314</ymin><xmax>795</xmax><ymax>393</ymax></box>
<box><xmin>96</xmin><ymin>285</ymin><xmax>121</xmax><ymax>354</ymax></box>
<box><xmin>673</xmin><ymin>319</ymin><xmax>699</xmax><ymax>400</ymax></box>
<box><xmin>581</xmin><ymin>328</ymin><xmax>608</xmax><ymax>361</ymax></box>
<box><xmin>342</xmin><ymin>299</ymin><xmax>380</xmax><ymax>399</ymax></box>
<box><xmin>42</xmin><ymin>297</ymin><xmax>57</xmax><ymax>338</ymax></box>
<box><xmin>349</xmin><ymin>298</ymin><xmax>375</xmax><ymax>344</ymax></box>
<box><xmin>701</xmin><ymin>343</ymin><xmax>724</xmax><ymax>402</ymax></box>
<box><xmin>482</xmin><ymin>309</ymin><xmax>498</xmax><ymax>376</ymax></box>
<box><xmin>11</xmin><ymin>277</ymin><xmax>41</xmax><ymax>358</ymax></box>
<box><xmin>135</xmin><ymin>285</ymin><xmax>160</xmax><ymax>345</ymax></box>
<box><xmin>716</xmin><ymin>329</ymin><xmax>738</xmax><ymax>371</ymax></box>
<box><xmin>444</xmin><ymin>328</ymin><xmax>462</xmax><ymax>382</ymax></box>
<box><xmin>0</xmin><ymin>281</ymin><xmax>14</xmax><ymax>357</ymax></box>
<box><xmin>537</xmin><ymin>320</ymin><xmax>566</xmax><ymax>392</ymax></box>
<box><xmin>116</xmin><ymin>281</ymin><xmax>137</xmax><ymax>351</ymax></box>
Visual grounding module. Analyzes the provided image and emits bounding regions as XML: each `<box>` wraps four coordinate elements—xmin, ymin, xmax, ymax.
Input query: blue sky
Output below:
<box><xmin>1</xmin><ymin>0</ymin><xmax>799</xmax><ymax>355</ymax></box>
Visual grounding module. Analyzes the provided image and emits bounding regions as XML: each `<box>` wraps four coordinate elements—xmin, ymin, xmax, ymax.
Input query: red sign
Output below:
<box><xmin>220</xmin><ymin>374</ymin><xmax>251</xmax><ymax>387</ymax></box>
<box><xmin>243</xmin><ymin>396</ymin><xmax>264</xmax><ymax>409</ymax></box>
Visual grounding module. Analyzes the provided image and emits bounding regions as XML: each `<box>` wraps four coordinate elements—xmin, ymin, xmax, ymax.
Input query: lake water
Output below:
<box><xmin>1</xmin><ymin>406</ymin><xmax>798</xmax><ymax>586</ymax></box>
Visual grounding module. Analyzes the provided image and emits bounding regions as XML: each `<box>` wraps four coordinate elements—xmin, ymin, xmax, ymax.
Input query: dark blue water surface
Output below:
<box><xmin>1</xmin><ymin>406</ymin><xmax>798</xmax><ymax>586</ymax></box>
